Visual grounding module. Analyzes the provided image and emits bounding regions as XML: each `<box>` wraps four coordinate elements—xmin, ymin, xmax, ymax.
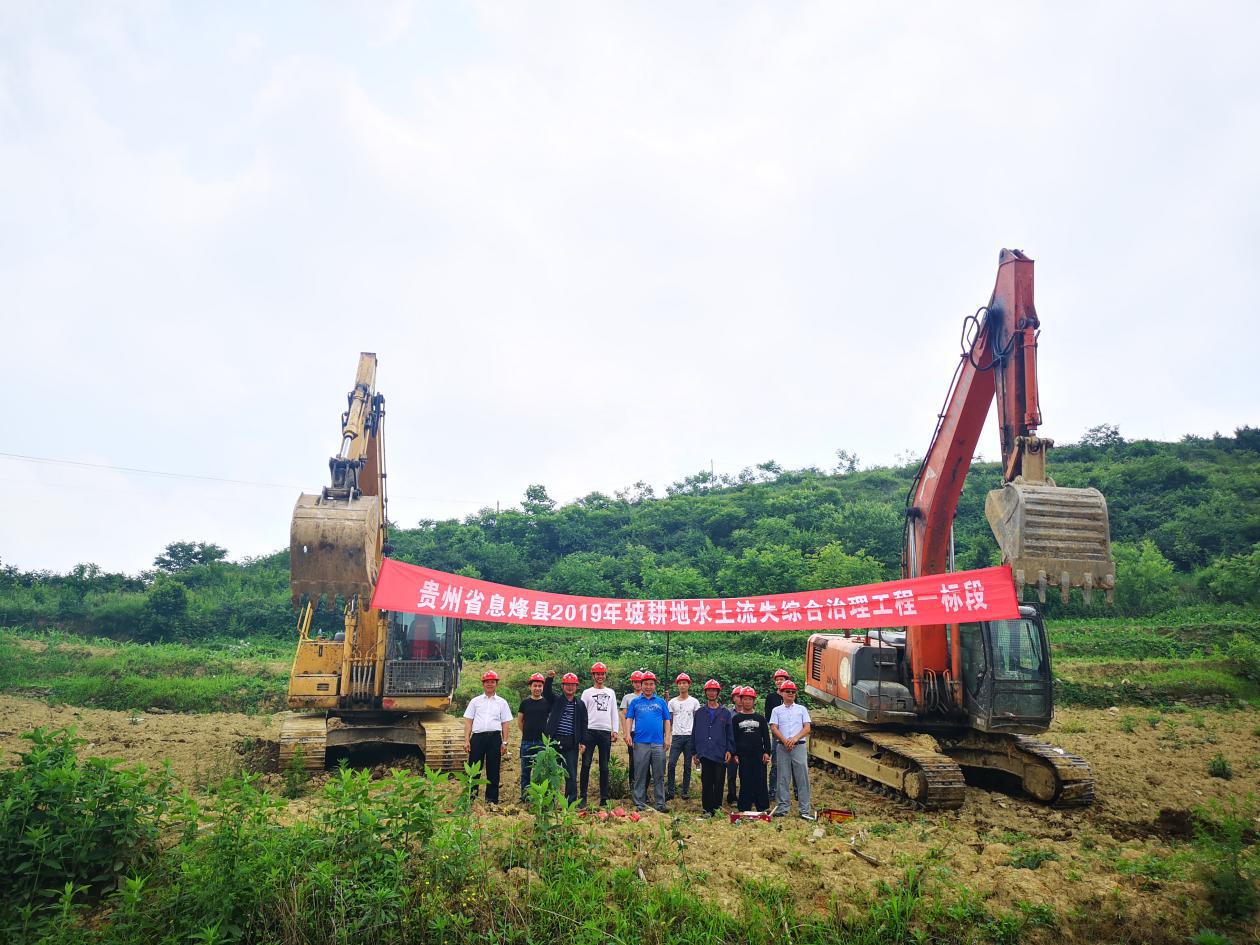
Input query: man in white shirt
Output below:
<box><xmin>463</xmin><ymin>669</ymin><xmax>514</xmax><ymax>804</ymax></box>
<box><xmin>768</xmin><ymin>681</ymin><xmax>814</xmax><ymax>820</ymax></box>
<box><xmin>666</xmin><ymin>673</ymin><xmax>700</xmax><ymax>801</ymax></box>
<box><xmin>579</xmin><ymin>661</ymin><xmax>619</xmax><ymax>808</ymax></box>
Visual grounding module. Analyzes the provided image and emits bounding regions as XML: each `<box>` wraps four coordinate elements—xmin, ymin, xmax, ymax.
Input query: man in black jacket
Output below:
<box><xmin>544</xmin><ymin>672</ymin><xmax>589</xmax><ymax>803</ymax></box>
<box><xmin>730</xmin><ymin>686</ymin><xmax>772</xmax><ymax>812</ymax></box>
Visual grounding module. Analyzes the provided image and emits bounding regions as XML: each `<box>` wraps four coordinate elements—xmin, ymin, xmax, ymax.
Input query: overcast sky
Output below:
<box><xmin>2</xmin><ymin>2</ymin><xmax>1257</xmax><ymax>575</ymax></box>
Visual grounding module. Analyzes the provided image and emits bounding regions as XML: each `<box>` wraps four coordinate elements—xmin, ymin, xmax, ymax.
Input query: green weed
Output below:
<box><xmin>1208</xmin><ymin>753</ymin><xmax>1234</xmax><ymax>780</ymax></box>
<box><xmin>1008</xmin><ymin>848</ymin><xmax>1060</xmax><ymax>870</ymax></box>
<box><xmin>1195</xmin><ymin>801</ymin><xmax>1259</xmax><ymax>923</ymax></box>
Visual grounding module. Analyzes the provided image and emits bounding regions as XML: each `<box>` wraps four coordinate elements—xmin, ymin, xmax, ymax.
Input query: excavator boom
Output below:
<box><xmin>290</xmin><ymin>353</ymin><xmax>387</xmax><ymax>607</ymax></box>
<box><xmin>905</xmin><ymin>249</ymin><xmax>1114</xmax><ymax>604</ymax></box>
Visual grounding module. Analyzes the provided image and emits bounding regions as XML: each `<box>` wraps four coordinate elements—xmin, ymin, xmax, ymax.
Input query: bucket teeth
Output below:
<box><xmin>290</xmin><ymin>493</ymin><xmax>382</xmax><ymax>608</ymax></box>
<box><xmin>986</xmin><ymin>483</ymin><xmax>1114</xmax><ymax>605</ymax></box>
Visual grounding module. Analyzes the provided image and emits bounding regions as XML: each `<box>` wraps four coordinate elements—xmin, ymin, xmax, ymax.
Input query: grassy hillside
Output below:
<box><xmin>1</xmin><ymin>427</ymin><xmax>1258</xmax><ymax>644</ymax></box>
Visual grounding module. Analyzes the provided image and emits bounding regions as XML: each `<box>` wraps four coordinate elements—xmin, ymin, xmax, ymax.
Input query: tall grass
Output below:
<box><xmin>3</xmin><ymin>733</ymin><xmax>1066</xmax><ymax>945</ymax></box>
<box><xmin>0</xmin><ymin>630</ymin><xmax>287</xmax><ymax>713</ymax></box>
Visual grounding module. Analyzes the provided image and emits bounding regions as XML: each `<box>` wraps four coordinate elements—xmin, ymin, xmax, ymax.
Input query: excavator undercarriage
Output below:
<box><xmin>809</xmin><ymin>717</ymin><xmax>1094</xmax><ymax>810</ymax></box>
<box><xmin>279</xmin><ymin>712</ymin><xmax>468</xmax><ymax>772</ymax></box>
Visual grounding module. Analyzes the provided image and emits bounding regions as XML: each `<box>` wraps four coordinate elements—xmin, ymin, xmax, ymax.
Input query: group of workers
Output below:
<box><xmin>462</xmin><ymin>663</ymin><xmax>815</xmax><ymax>821</ymax></box>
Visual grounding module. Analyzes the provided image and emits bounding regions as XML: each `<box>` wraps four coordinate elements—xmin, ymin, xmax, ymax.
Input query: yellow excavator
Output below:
<box><xmin>279</xmin><ymin>353</ymin><xmax>467</xmax><ymax>771</ymax></box>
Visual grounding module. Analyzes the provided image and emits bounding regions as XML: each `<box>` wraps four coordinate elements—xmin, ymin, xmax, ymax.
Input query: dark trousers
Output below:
<box><xmin>627</xmin><ymin>737</ymin><xmax>636</xmax><ymax>788</ymax></box>
<box><xmin>469</xmin><ymin>731</ymin><xmax>503</xmax><ymax>803</ymax></box>
<box><xmin>699</xmin><ymin>758</ymin><xmax>726</xmax><ymax>814</ymax></box>
<box><xmin>724</xmin><ymin>758</ymin><xmax>739</xmax><ymax>802</ymax></box>
<box><xmin>519</xmin><ymin>738</ymin><xmax>544</xmax><ymax>801</ymax></box>
<box><xmin>737</xmin><ymin>750</ymin><xmax>769</xmax><ymax>812</ymax></box>
<box><xmin>580</xmin><ymin>729</ymin><xmax>612</xmax><ymax>804</ymax></box>
<box><xmin>561</xmin><ymin>747</ymin><xmax>580</xmax><ymax>803</ymax></box>
<box><xmin>666</xmin><ymin>733</ymin><xmax>694</xmax><ymax>799</ymax></box>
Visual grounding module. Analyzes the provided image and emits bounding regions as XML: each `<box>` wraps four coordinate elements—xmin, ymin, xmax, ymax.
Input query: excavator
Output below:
<box><xmin>806</xmin><ymin>249</ymin><xmax>1113</xmax><ymax>810</ymax></box>
<box><xmin>279</xmin><ymin>353</ymin><xmax>467</xmax><ymax>771</ymax></box>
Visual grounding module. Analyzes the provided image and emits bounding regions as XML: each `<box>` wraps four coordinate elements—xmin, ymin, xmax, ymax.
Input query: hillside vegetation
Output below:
<box><xmin>2</xmin><ymin>425</ymin><xmax>1259</xmax><ymax>643</ymax></box>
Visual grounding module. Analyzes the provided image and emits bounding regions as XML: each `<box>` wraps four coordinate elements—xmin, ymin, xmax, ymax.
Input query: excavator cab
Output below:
<box><xmin>959</xmin><ymin>606</ymin><xmax>1053</xmax><ymax>734</ymax></box>
<box><xmin>382</xmin><ymin>612</ymin><xmax>463</xmax><ymax>699</ymax></box>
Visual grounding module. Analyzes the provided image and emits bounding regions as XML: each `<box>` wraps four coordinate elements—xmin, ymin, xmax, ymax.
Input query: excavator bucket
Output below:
<box><xmin>985</xmin><ymin>483</ymin><xmax>1115</xmax><ymax>604</ymax></box>
<box><xmin>290</xmin><ymin>493</ymin><xmax>382</xmax><ymax>607</ymax></box>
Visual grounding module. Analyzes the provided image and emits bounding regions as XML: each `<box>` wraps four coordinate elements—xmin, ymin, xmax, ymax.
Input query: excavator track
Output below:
<box><xmin>414</xmin><ymin>713</ymin><xmax>468</xmax><ymax>772</ymax></box>
<box><xmin>279</xmin><ymin>712</ymin><xmax>329</xmax><ymax>771</ymax></box>
<box><xmin>937</xmin><ymin>731</ymin><xmax>1095</xmax><ymax>808</ymax></box>
<box><xmin>278</xmin><ymin>711</ymin><xmax>469</xmax><ymax>773</ymax></box>
<box><xmin>810</xmin><ymin>719</ymin><xmax>967</xmax><ymax>811</ymax></box>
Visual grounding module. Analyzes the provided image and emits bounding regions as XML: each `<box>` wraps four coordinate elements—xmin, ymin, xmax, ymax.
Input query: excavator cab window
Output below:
<box><xmin>989</xmin><ymin>618</ymin><xmax>1046</xmax><ymax>681</ymax></box>
<box><xmin>386</xmin><ymin>612</ymin><xmax>449</xmax><ymax>662</ymax></box>
<box><xmin>959</xmin><ymin>622</ymin><xmax>986</xmax><ymax>698</ymax></box>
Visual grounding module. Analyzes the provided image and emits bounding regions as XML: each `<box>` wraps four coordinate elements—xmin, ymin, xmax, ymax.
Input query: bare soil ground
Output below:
<box><xmin>3</xmin><ymin>696</ymin><xmax>1256</xmax><ymax>942</ymax></box>
<box><xmin>0</xmin><ymin>694</ymin><xmax>274</xmax><ymax>785</ymax></box>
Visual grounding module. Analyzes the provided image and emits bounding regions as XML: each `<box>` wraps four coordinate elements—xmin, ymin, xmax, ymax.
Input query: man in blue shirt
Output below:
<box><xmin>623</xmin><ymin>671</ymin><xmax>671</xmax><ymax>812</ymax></box>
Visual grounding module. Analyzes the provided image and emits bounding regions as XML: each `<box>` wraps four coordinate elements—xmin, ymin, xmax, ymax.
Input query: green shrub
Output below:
<box><xmin>0</xmin><ymin>729</ymin><xmax>174</xmax><ymax>926</ymax></box>
<box><xmin>1224</xmin><ymin>634</ymin><xmax>1260</xmax><ymax>682</ymax></box>
<box><xmin>1195</xmin><ymin>803</ymin><xmax>1258</xmax><ymax>923</ymax></box>
<box><xmin>1208</xmin><ymin>753</ymin><xmax>1234</xmax><ymax>780</ymax></box>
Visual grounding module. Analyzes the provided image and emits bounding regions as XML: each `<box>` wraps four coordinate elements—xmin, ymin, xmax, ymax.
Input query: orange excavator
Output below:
<box><xmin>805</xmin><ymin>250</ymin><xmax>1113</xmax><ymax>809</ymax></box>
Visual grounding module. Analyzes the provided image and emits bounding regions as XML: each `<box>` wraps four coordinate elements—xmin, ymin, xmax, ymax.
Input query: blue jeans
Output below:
<box><xmin>519</xmin><ymin>739</ymin><xmax>544</xmax><ymax>800</ymax></box>
<box><xmin>666</xmin><ymin>733</ymin><xmax>694</xmax><ymax>798</ymax></box>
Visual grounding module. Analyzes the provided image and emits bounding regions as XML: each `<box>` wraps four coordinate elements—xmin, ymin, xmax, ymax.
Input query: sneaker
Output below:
<box><xmin>681</xmin><ymin>794</ymin><xmax>692</xmax><ymax>800</ymax></box>
<box><xmin>655</xmin><ymin>806</ymin><xmax>670</xmax><ymax>814</ymax></box>
<box><xmin>771</xmin><ymin>809</ymin><xmax>788</xmax><ymax>818</ymax></box>
<box><xmin>800</xmin><ymin>811</ymin><xmax>817</xmax><ymax>822</ymax></box>
<box><xmin>577</xmin><ymin>800</ymin><xmax>588</xmax><ymax>810</ymax></box>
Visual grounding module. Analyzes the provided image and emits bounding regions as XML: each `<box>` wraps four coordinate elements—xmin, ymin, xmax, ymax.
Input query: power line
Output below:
<box><xmin>0</xmin><ymin>451</ymin><xmax>487</xmax><ymax>505</ymax></box>
<box><xmin>0</xmin><ymin>450</ymin><xmax>300</xmax><ymax>490</ymax></box>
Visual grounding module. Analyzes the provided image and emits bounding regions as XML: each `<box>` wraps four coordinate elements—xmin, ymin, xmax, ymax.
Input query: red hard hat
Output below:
<box><xmin>703</xmin><ymin>679</ymin><xmax>721</xmax><ymax>690</ymax></box>
<box><xmin>779</xmin><ymin>680</ymin><xmax>798</xmax><ymax>692</ymax></box>
<box><xmin>640</xmin><ymin>671</ymin><xmax>657</xmax><ymax>681</ymax></box>
<box><xmin>591</xmin><ymin>662</ymin><xmax>608</xmax><ymax>673</ymax></box>
<box><xmin>743</xmin><ymin>688</ymin><xmax>758</xmax><ymax>699</ymax></box>
<box><xmin>630</xmin><ymin>670</ymin><xmax>644</xmax><ymax>682</ymax></box>
<box><xmin>772</xmin><ymin>669</ymin><xmax>790</xmax><ymax>679</ymax></box>
<box><xmin>562</xmin><ymin>672</ymin><xmax>579</xmax><ymax>684</ymax></box>
<box><xmin>675</xmin><ymin>672</ymin><xmax>691</xmax><ymax>683</ymax></box>
<box><xmin>731</xmin><ymin>685</ymin><xmax>744</xmax><ymax>696</ymax></box>
<box><xmin>481</xmin><ymin>670</ymin><xmax>500</xmax><ymax>682</ymax></box>
<box><xmin>528</xmin><ymin>673</ymin><xmax>545</xmax><ymax>683</ymax></box>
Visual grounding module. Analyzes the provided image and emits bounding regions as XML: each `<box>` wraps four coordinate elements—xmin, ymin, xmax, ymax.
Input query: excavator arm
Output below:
<box><xmin>290</xmin><ymin>353</ymin><xmax>388</xmax><ymax>606</ymax></box>
<box><xmin>902</xmin><ymin>249</ymin><xmax>1114</xmax><ymax>702</ymax></box>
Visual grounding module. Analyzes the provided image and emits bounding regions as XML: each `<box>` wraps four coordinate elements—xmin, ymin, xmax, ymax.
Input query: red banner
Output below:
<box><xmin>370</xmin><ymin>558</ymin><xmax>1020</xmax><ymax>632</ymax></box>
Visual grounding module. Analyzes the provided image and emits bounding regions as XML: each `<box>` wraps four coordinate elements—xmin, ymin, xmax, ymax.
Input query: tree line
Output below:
<box><xmin>2</xmin><ymin>426</ymin><xmax>1258</xmax><ymax>642</ymax></box>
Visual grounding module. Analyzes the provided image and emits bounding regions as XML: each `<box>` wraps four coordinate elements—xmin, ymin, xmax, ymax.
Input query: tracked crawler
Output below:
<box><xmin>805</xmin><ymin>250</ymin><xmax>1106</xmax><ymax>808</ymax></box>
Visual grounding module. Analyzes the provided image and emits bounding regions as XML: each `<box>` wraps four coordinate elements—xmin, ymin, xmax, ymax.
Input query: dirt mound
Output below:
<box><xmin>0</xmin><ymin>694</ymin><xmax>274</xmax><ymax>785</ymax></box>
